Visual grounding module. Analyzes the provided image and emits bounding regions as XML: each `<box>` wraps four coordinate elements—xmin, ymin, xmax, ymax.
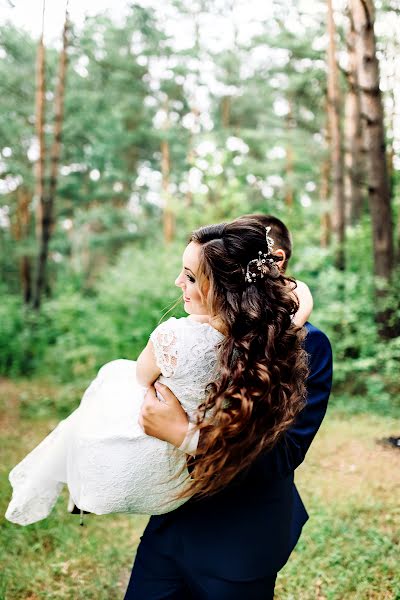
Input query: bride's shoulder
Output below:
<box><xmin>154</xmin><ymin>316</ymin><xmax>184</xmax><ymax>327</ymax></box>
<box><xmin>151</xmin><ymin>316</ymin><xmax>212</xmax><ymax>339</ymax></box>
<box><xmin>151</xmin><ymin>316</ymin><xmax>224</xmax><ymax>340</ymax></box>
<box><xmin>149</xmin><ymin>317</ymin><xmax>195</xmax><ymax>351</ymax></box>
<box><xmin>150</xmin><ymin>316</ymin><xmax>189</xmax><ymax>335</ymax></box>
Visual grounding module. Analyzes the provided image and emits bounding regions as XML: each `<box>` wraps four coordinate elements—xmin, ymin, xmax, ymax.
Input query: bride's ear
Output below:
<box><xmin>198</xmin><ymin>273</ymin><xmax>210</xmax><ymax>300</ymax></box>
<box><xmin>274</xmin><ymin>249</ymin><xmax>286</xmax><ymax>271</ymax></box>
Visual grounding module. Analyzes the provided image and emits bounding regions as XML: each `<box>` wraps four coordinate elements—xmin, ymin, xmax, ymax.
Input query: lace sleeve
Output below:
<box><xmin>149</xmin><ymin>320</ymin><xmax>178</xmax><ymax>378</ymax></box>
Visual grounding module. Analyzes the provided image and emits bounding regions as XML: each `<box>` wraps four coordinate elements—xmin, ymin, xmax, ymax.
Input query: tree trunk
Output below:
<box><xmin>221</xmin><ymin>96</ymin><xmax>231</xmax><ymax>128</ymax></box>
<box><xmin>185</xmin><ymin>106</ymin><xmax>200</xmax><ymax>209</ymax></box>
<box><xmin>161</xmin><ymin>95</ymin><xmax>174</xmax><ymax>244</ymax></box>
<box><xmin>386</xmin><ymin>42</ymin><xmax>400</xmax><ymax>261</ymax></box>
<box><xmin>327</xmin><ymin>0</ymin><xmax>346</xmax><ymax>270</ymax></box>
<box><xmin>185</xmin><ymin>140</ymin><xmax>194</xmax><ymax>210</ymax></box>
<box><xmin>35</xmin><ymin>0</ymin><xmax>46</xmax><ymax>242</ymax></box>
<box><xmin>161</xmin><ymin>135</ymin><xmax>174</xmax><ymax>244</ymax></box>
<box><xmin>385</xmin><ymin>43</ymin><xmax>397</xmax><ymax>204</ymax></box>
<box><xmin>344</xmin><ymin>10</ymin><xmax>365</xmax><ymax>224</ymax></box>
<box><xmin>18</xmin><ymin>188</ymin><xmax>32</xmax><ymax>304</ymax></box>
<box><xmin>33</xmin><ymin>5</ymin><xmax>70</xmax><ymax>309</ymax></box>
<box><xmin>284</xmin><ymin>103</ymin><xmax>294</xmax><ymax>207</ymax></box>
<box><xmin>11</xmin><ymin>188</ymin><xmax>32</xmax><ymax>304</ymax></box>
<box><xmin>351</xmin><ymin>0</ymin><xmax>395</xmax><ymax>337</ymax></box>
<box><xmin>320</xmin><ymin>108</ymin><xmax>332</xmax><ymax>248</ymax></box>
<box><xmin>320</xmin><ymin>157</ymin><xmax>332</xmax><ymax>248</ymax></box>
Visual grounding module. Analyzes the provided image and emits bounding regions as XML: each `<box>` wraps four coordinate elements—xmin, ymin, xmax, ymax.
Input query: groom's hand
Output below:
<box><xmin>139</xmin><ymin>382</ymin><xmax>189</xmax><ymax>447</ymax></box>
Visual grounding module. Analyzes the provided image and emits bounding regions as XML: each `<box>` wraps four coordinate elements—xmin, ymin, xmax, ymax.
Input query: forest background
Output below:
<box><xmin>0</xmin><ymin>0</ymin><xmax>399</xmax><ymax>598</ymax></box>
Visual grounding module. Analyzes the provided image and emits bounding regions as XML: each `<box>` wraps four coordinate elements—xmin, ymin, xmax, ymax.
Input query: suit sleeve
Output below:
<box><xmin>249</xmin><ymin>326</ymin><xmax>333</xmax><ymax>481</ymax></box>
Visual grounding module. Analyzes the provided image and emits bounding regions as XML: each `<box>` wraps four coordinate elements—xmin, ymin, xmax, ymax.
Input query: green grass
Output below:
<box><xmin>276</xmin><ymin>413</ymin><xmax>400</xmax><ymax>599</ymax></box>
<box><xmin>1</xmin><ymin>379</ymin><xmax>399</xmax><ymax>599</ymax></box>
<box><xmin>0</xmin><ymin>379</ymin><xmax>146</xmax><ymax>600</ymax></box>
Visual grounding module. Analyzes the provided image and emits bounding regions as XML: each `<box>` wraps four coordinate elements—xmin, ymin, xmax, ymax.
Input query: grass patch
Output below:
<box><xmin>0</xmin><ymin>378</ymin><xmax>147</xmax><ymax>600</ymax></box>
<box><xmin>1</xmin><ymin>379</ymin><xmax>399</xmax><ymax>599</ymax></box>
<box><xmin>276</xmin><ymin>412</ymin><xmax>400</xmax><ymax>598</ymax></box>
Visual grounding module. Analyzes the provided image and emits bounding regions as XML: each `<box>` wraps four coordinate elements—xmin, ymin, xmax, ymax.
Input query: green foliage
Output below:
<box><xmin>1</xmin><ymin>3</ymin><xmax>399</xmax><ymax>596</ymax></box>
<box><xmin>0</xmin><ymin>2</ymin><xmax>399</xmax><ymax>410</ymax></box>
<box><xmin>1</xmin><ymin>215</ymin><xmax>400</xmax><ymax>413</ymax></box>
<box><xmin>0</xmin><ymin>244</ymin><xmax>184</xmax><ymax>391</ymax></box>
<box><xmin>43</xmin><ymin>243</ymin><xmax>184</xmax><ymax>383</ymax></box>
<box><xmin>0</xmin><ymin>292</ymin><xmax>50</xmax><ymax>376</ymax></box>
<box><xmin>254</xmin><ymin>216</ymin><xmax>395</xmax><ymax>411</ymax></box>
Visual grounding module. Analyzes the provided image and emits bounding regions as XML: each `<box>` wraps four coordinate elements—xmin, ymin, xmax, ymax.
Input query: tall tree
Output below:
<box><xmin>11</xmin><ymin>186</ymin><xmax>32</xmax><ymax>302</ymax></box>
<box><xmin>249</xmin><ymin>5</ymin><xmax>327</xmax><ymax>214</ymax></box>
<box><xmin>344</xmin><ymin>8</ymin><xmax>365</xmax><ymax>224</ymax></box>
<box><xmin>161</xmin><ymin>100</ymin><xmax>174</xmax><ymax>244</ymax></box>
<box><xmin>284</xmin><ymin>101</ymin><xmax>294</xmax><ymax>207</ymax></box>
<box><xmin>33</xmin><ymin>3</ymin><xmax>70</xmax><ymax>309</ymax></box>
<box><xmin>350</xmin><ymin>0</ymin><xmax>395</xmax><ymax>336</ymax></box>
<box><xmin>0</xmin><ymin>23</ymin><xmax>38</xmax><ymax>297</ymax></box>
<box><xmin>320</xmin><ymin>105</ymin><xmax>332</xmax><ymax>248</ymax></box>
<box><xmin>327</xmin><ymin>0</ymin><xmax>345</xmax><ymax>270</ymax></box>
<box><xmin>35</xmin><ymin>0</ymin><xmax>46</xmax><ymax>244</ymax></box>
<box><xmin>320</xmin><ymin>154</ymin><xmax>332</xmax><ymax>248</ymax></box>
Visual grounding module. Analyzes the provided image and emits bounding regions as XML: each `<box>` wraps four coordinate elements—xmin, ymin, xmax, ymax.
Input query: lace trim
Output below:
<box><xmin>150</xmin><ymin>324</ymin><xmax>178</xmax><ymax>377</ymax></box>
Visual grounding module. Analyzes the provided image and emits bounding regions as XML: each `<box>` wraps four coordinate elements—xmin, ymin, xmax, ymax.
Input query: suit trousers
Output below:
<box><xmin>124</xmin><ymin>522</ymin><xmax>277</xmax><ymax>600</ymax></box>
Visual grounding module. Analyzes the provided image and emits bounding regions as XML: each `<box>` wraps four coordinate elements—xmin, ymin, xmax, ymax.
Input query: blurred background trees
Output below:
<box><xmin>0</xmin><ymin>0</ymin><xmax>399</xmax><ymax>411</ymax></box>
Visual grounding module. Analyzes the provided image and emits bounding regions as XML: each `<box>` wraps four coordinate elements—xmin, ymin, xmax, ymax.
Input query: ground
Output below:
<box><xmin>0</xmin><ymin>379</ymin><xmax>399</xmax><ymax>599</ymax></box>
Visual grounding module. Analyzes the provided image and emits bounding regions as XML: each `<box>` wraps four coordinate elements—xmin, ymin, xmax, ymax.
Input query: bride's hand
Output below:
<box><xmin>139</xmin><ymin>382</ymin><xmax>189</xmax><ymax>447</ymax></box>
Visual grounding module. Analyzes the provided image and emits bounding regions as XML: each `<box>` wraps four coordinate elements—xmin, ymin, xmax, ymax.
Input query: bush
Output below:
<box><xmin>0</xmin><ymin>244</ymin><xmax>184</xmax><ymax>383</ymax></box>
<box><xmin>1</xmin><ymin>231</ymin><xmax>399</xmax><ymax>416</ymax></box>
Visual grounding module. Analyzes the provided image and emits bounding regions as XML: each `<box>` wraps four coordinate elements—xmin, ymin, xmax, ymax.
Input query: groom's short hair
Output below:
<box><xmin>236</xmin><ymin>214</ymin><xmax>292</xmax><ymax>271</ymax></box>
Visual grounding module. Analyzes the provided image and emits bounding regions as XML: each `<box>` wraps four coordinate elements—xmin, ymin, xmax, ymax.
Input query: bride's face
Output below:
<box><xmin>175</xmin><ymin>242</ymin><xmax>209</xmax><ymax>316</ymax></box>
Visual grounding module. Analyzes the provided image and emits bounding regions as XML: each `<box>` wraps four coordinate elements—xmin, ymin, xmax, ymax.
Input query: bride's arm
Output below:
<box><xmin>136</xmin><ymin>342</ymin><xmax>161</xmax><ymax>387</ymax></box>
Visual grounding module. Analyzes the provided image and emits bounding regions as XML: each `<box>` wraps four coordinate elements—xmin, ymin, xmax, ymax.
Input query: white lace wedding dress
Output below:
<box><xmin>5</xmin><ymin>317</ymin><xmax>223</xmax><ymax>526</ymax></box>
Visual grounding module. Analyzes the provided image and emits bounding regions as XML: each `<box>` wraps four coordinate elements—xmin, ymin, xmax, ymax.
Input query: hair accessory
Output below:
<box><xmin>265</xmin><ymin>226</ymin><xmax>274</xmax><ymax>255</ymax></box>
<box><xmin>245</xmin><ymin>226</ymin><xmax>278</xmax><ymax>284</ymax></box>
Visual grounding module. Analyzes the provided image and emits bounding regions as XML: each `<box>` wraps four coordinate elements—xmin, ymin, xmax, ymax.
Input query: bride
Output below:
<box><xmin>5</xmin><ymin>217</ymin><xmax>311</xmax><ymax>525</ymax></box>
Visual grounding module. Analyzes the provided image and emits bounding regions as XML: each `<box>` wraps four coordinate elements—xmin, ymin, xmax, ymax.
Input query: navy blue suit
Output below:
<box><xmin>125</xmin><ymin>323</ymin><xmax>332</xmax><ymax>599</ymax></box>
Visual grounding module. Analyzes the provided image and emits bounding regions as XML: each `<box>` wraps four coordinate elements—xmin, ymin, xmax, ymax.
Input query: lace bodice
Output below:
<box><xmin>150</xmin><ymin>317</ymin><xmax>224</xmax><ymax>419</ymax></box>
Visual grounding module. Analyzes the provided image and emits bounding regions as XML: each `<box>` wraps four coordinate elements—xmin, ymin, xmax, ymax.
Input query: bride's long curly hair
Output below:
<box><xmin>181</xmin><ymin>217</ymin><xmax>309</xmax><ymax>499</ymax></box>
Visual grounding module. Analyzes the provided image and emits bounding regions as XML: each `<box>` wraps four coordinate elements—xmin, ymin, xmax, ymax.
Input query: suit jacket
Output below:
<box><xmin>145</xmin><ymin>323</ymin><xmax>333</xmax><ymax>580</ymax></box>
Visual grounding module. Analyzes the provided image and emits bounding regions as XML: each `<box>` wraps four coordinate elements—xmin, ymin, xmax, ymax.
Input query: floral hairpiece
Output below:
<box><xmin>265</xmin><ymin>226</ymin><xmax>274</xmax><ymax>255</ymax></box>
<box><xmin>245</xmin><ymin>226</ymin><xmax>277</xmax><ymax>284</ymax></box>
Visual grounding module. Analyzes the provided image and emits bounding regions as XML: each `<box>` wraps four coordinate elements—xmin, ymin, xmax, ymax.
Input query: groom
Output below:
<box><xmin>125</xmin><ymin>215</ymin><xmax>333</xmax><ymax>599</ymax></box>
